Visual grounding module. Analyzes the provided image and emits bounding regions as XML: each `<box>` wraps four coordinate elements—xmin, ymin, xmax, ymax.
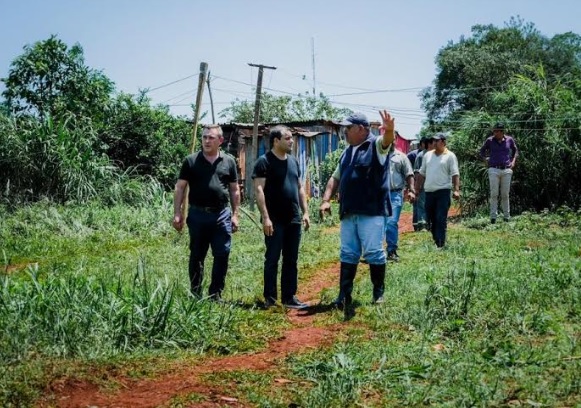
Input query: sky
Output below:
<box><xmin>1</xmin><ymin>0</ymin><xmax>580</xmax><ymax>138</ymax></box>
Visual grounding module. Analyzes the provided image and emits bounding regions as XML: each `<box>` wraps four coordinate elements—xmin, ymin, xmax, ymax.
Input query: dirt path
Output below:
<box><xmin>38</xmin><ymin>210</ymin><xmax>447</xmax><ymax>408</ymax></box>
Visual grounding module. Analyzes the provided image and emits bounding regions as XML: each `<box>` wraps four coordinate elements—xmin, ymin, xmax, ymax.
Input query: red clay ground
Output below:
<box><xmin>37</xmin><ymin>209</ymin><xmax>456</xmax><ymax>408</ymax></box>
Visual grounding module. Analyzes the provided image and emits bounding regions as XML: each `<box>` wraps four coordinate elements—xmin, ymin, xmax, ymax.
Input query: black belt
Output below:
<box><xmin>489</xmin><ymin>165</ymin><xmax>509</xmax><ymax>169</ymax></box>
<box><xmin>391</xmin><ymin>188</ymin><xmax>403</xmax><ymax>192</ymax></box>
<box><xmin>191</xmin><ymin>205</ymin><xmax>226</xmax><ymax>213</ymax></box>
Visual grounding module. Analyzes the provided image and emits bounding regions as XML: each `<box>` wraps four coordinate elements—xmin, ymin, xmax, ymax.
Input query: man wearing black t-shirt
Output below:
<box><xmin>173</xmin><ymin>125</ymin><xmax>240</xmax><ymax>300</ymax></box>
<box><xmin>252</xmin><ymin>126</ymin><xmax>310</xmax><ymax>309</ymax></box>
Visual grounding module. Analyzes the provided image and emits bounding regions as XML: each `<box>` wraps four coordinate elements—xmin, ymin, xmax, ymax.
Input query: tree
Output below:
<box><xmin>219</xmin><ymin>92</ymin><xmax>351</xmax><ymax>123</ymax></box>
<box><xmin>421</xmin><ymin>17</ymin><xmax>581</xmax><ymax>129</ymax></box>
<box><xmin>1</xmin><ymin>35</ymin><xmax>114</xmax><ymax>122</ymax></box>
<box><xmin>99</xmin><ymin>92</ymin><xmax>192</xmax><ymax>189</ymax></box>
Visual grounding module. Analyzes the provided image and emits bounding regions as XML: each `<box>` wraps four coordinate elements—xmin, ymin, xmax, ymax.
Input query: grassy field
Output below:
<box><xmin>1</xmin><ymin>200</ymin><xmax>580</xmax><ymax>407</ymax></box>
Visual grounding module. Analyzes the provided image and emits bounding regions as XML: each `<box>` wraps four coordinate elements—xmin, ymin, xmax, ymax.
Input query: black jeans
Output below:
<box><xmin>425</xmin><ymin>189</ymin><xmax>451</xmax><ymax>247</ymax></box>
<box><xmin>187</xmin><ymin>207</ymin><xmax>232</xmax><ymax>297</ymax></box>
<box><xmin>263</xmin><ymin>222</ymin><xmax>301</xmax><ymax>302</ymax></box>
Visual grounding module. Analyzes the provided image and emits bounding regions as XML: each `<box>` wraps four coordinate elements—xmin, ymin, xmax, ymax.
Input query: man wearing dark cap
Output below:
<box><xmin>319</xmin><ymin>111</ymin><xmax>395</xmax><ymax>309</ymax></box>
<box><xmin>416</xmin><ymin>133</ymin><xmax>460</xmax><ymax>248</ymax></box>
<box><xmin>479</xmin><ymin>123</ymin><xmax>519</xmax><ymax>223</ymax></box>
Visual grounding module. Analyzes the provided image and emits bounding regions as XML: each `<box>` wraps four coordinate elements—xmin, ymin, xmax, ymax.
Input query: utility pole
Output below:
<box><xmin>206</xmin><ymin>70</ymin><xmax>215</xmax><ymax>123</ymax></box>
<box><xmin>246</xmin><ymin>63</ymin><xmax>276</xmax><ymax>209</ymax></box>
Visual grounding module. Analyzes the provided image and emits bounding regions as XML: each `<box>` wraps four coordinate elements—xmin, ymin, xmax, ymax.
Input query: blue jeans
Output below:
<box><xmin>425</xmin><ymin>189</ymin><xmax>451</xmax><ymax>247</ymax></box>
<box><xmin>263</xmin><ymin>222</ymin><xmax>301</xmax><ymax>301</ymax></box>
<box><xmin>187</xmin><ymin>207</ymin><xmax>232</xmax><ymax>297</ymax></box>
<box><xmin>340</xmin><ymin>214</ymin><xmax>386</xmax><ymax>265</ymax></box>
<box><xmin>385</xmin><ymin>190</ymin><xmax>403</xmax><ymax>252</ymax></box>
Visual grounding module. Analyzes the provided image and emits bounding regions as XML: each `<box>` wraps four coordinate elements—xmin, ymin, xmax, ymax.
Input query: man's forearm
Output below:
<box><xmin>382</xmin><ymin>130</ymin><xmax>395</xmax><ymax>149</ymax></box>
<box><xmin>406</xmin><ymin>175</ymin><xmax>415</xmax><ymax>192</ymax></box>
<box><xmin>299</xmin><ymin>187</ymin><xmax>308</xmax><ymax>214</ymax></box>
<box><xmin>322</xmin><ymin>178</ymin><xmax>338</xmax><ymax>202</ymax></box>
<box><xmin>174</xmin><ymin>188</ymin><xmax>185</xmax><ymax>216</ymax></box>
<box><xmin>229</xmin><ymin>186</ymin><xmax>240</xmax><ymax>216</ymax></box>
<box><xmin>416</xmin><ymin>174</ymin><xmax>425</xmax><ymax>191</ymax></box>
<box><xmin>452</xmin><ymin>175</ymin><xmax>460</xmax><ymax>191</ymax></box>
<box><xmin>255</xmin><ymin>188</ymin><xmax>269</xmax><ymax>220</ymax></box>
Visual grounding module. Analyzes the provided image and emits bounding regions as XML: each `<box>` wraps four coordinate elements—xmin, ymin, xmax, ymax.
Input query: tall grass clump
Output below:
<box><xmin>0</xmin><ymin>114</ymin><xmax>117</xmax><ymax>204</ymax></box>
<box><xmin>0</xmin><ymin>113</ymin><xmax>173</xmax><ymax>206</ymax></box>
<box><xmin>0</xmin><ymin>261</ymin><xmax>246</xmax><ymax>362</ymax></box>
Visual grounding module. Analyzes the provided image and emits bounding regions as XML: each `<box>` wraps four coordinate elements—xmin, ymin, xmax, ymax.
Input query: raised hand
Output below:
<box><xmin>379</xmin><ymin>110</ymin><xmax>395</xmax><ymax>132</ymax></box>
<box><xmin>379</xmin><ymin>110</ymin><xmax>395</xmax><ymax>147</ymax></box>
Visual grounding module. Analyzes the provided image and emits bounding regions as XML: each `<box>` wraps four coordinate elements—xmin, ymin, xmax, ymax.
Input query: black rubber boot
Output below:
<box><xmin>335</xmin><ymin>262</ymin><xmax>358</xmax><ymax>308</ymax></box>
<box><xmin>369</xmin><ymin>263</ymin><xmax>386</xmax><ymax>303</ymax></box>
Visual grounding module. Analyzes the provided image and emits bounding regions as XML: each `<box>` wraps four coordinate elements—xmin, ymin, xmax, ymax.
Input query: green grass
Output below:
<box><xmin>0</xmin><ymin>200</ymin><xmax>340</xmax><ymax>406</ymax></box>
<box><xmin>280</xmin><ymin>211</ymin><xmax>581</xmax><ymax>407</ymax></box>
<box><xmin>1</xmin><ymin>202</ymin><xmax>580</xmax><ymax>406</ymax></box>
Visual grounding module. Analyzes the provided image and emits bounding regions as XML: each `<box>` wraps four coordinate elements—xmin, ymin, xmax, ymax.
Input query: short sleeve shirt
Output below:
<box><xmin>389</xmin><ymin>150</ymin><xmax>414</xmax><ymax>190</ymax></box>
<box><xmin>178</xmin><ymin>151</ymin><xmax>238</xmax><ymax>208</ymax></box>
<box><xmin>252</xmin><ymin>151</ymin><xmax>302</xmax><ymax>224</ymax></box>
<box><xmin>419</xmin><ymin>149</ymin><xmax>459</xmax><ymax>192</ymax></box>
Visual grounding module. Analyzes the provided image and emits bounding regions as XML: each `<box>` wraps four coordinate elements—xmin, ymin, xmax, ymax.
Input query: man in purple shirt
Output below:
<box><xmin>479</xmin><ymin>122</ymin><xmax>519</xmax><ymax>223</ymax></box>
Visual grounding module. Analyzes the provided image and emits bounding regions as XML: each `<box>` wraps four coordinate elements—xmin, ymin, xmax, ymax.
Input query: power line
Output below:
<box><xmin>146</xmin><ymin>73</ymin><xmax>198</xmax><ymax>93</ymax></box>
<box><xmin>161</xmin><ymin>88</ymin><xmax>196</xmax><ymax>104</ymax></box>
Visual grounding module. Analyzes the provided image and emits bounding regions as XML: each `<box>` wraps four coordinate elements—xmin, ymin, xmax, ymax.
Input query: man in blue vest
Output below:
<box><xmin>319</xmin><ymin>111</ymin><xmax>394</xmax><ymax>309</ymax></box>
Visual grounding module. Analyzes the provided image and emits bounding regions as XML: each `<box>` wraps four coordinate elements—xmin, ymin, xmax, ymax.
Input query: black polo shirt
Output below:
<box><xmin>178</xmin><ymin>151</ymin><xmax>238</xmax><ymax>208</ymax></box>
<box><xmin>251</xmin><ymin>151</ymin><xmax>302</xmax><ymax>224</ymax></box>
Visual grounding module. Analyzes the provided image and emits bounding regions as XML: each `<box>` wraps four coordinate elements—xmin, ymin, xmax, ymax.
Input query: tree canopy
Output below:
<box><xmin>0</xmin><ymin>35</ymin><xmax>191</xmax><ymax>204</ymax></box>
<box><xmin>219</xmin><ymin>92</ymin><xmax>351</xmax><ymax>123</ymax></box>
<box><xmin>1</xmin><ymin>35</ymin><xmax>114</xmax><ymax>122</ymax></box>
<box><xmin>421</xmin><ymin>17</ymin><xmax>581</xmax><ymax>128</ymax></box>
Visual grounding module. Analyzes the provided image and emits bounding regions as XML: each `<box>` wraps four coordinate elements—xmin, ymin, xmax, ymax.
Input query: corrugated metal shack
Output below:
<box><xmin>220</xmin><ymin>120</ymin><xmax>345</xmax><ymax>200</ymax></box>
<box><xmin>219</xmin><ymin>120</ymin><xmax>411</xmax><ymax>201</ymax></box>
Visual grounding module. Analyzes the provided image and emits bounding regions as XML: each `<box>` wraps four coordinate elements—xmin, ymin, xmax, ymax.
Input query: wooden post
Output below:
<box><xmin>206</xmin><ymin>70</ymin><xmax>215</xmax><ymax>124</ymax></box>
<box><xmin>246</xmin><ymin>63</ymin><xmax>276</xmax><ymax>209</ymax></box>
<box><xmin>183</xmin><ymin>62</ymin><xmax>208</xmax><ymax>219</ymax></box>
<box><xmin>190</xmin><ymin>62</ymin><xmax>208</xmax><ymax>153</ymax></box>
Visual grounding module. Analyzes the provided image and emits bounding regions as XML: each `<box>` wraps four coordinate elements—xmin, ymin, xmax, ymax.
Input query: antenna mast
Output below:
<box><xmin>311</xmin><ymin>37</ymin><xmax>316</xmax><ymax>96</ymax></box>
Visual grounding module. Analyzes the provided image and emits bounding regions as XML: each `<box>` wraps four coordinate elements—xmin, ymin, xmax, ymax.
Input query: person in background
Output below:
<box><xmin>173</xmin><ymin>125</ymin><xmax>240</xmax><ymax>300</ymax></box>
<box><xmin>413</xmin><ymin>137</ymin><xmax>434</xmax><ymax>231</ymax></box>
<box><xmin>386</xmin><ymin>144</ymin><xmax>415</xmax><ymax>261</ymax></box>
<box><xmin>319</xmin><ymin>111</ymin><xmax>394</xmax><ymax>309</ymax></box>
<box><xmin>416</xmin><ymin>133</ymin><xmax>460</xmax><ymax>248</ymax></box>
<box><xmin>252</xmin><ymin>125</ymin><xmax>310</xmax><ymax>309</ymax></box>
<box><xmin>407</xmin><ymin>141</ymin><xmax>420</xmax><ymax>168</ymax></box>
<box><xmin>479</xmin><ymin>122</ymin><xmax>519</xmax><ymax>223</ymax></box>
<box><xmin>410</xmin><ymin>137</ymin><xmax>425</xmax><ymax>231</ymax></box>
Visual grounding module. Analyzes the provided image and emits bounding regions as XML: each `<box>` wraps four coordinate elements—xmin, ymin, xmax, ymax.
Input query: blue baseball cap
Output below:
<box><xmin>339</xmin><ymin>112</ymin><xmax>370</xmax><ymax>127</ymax></box>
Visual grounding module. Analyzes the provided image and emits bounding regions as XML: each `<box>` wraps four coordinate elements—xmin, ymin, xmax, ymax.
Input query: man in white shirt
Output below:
<box><xmin>416</xmin><ymin>133</ymin><xmax>460</xmax><ymax>248</ymax></box>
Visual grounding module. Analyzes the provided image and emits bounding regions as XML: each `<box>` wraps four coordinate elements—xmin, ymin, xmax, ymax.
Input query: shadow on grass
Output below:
<box><xmin>215</xmin><ymin>299</ymin><xmax>360</xmax><ymax>321</ymax></box>
<box><xmin>292</xmin><ymin>300</ymin><xmax>361</xmax><ymax>321</ymax></box>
